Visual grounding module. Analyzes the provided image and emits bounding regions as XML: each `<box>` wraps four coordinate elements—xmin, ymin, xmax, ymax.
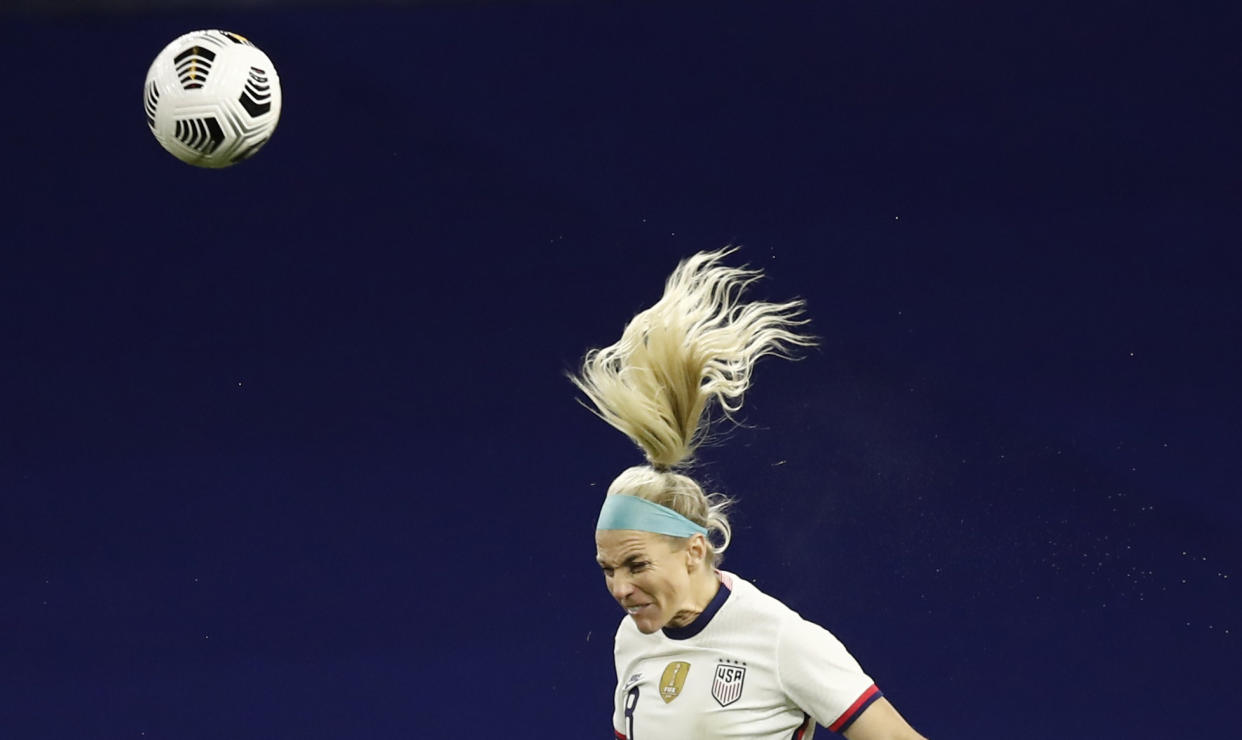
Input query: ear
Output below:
<box><xmin>684</xmin><ymin>533</ymin><xmax>708</xmax><ymax>572</ymax></box>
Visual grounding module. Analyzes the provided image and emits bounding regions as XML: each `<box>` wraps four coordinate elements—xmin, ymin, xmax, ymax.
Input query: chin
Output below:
<box><xmin>632</xmin><ymin>614</ymin><xmax>664</xmax><ymax>634</ymax></box>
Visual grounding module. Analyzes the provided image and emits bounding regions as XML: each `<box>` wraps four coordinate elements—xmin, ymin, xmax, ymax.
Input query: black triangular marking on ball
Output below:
<box><xmin>221</xmin><ymin>31</ymin><xmax>255</xmax><ymax>46</ymax></box>
<box><xmin>239</xmin><ymin>89</ymin><xmax>271</xmax><ymax>117</ymax></box>
<box><xmin>203</xmin><ymin>117</ymin><xmax>224</xmax><ymax>154</ymax></box>
<box><xmin>174</xmin><ymin>46</ymin><xmax>217</xmax><ymax>63</ymax></box>
<box><xmin>174</xmin><ymin>46</ymin><xmax>217</xmax><ymax>90</ymax></box>
<box><xmin>172</xmin><ymin>117</ymin><xmax>225</xmax><ymax>154</ymax></box>
<box><xmin>184</xmin><ymin>119</ymin><xmax>201</xmax><ymax>149</ymax></box>
<box><xmin>144</xmin><ymin>81</ymin><xmax>159</xmax><ymax>129</ymax></box>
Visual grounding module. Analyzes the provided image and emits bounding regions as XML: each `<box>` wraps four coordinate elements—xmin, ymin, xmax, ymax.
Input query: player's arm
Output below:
<box><xmin>841</xmin><ymin>697</ymin><xmax>926</xmax><ymax>740</ymax></box>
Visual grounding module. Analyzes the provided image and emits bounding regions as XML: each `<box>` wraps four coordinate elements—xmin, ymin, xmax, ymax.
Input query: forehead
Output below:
<box><xmin>595</xmin><ymin>529</ymin><xmax>666</xmax><ymax>564</ymax></box>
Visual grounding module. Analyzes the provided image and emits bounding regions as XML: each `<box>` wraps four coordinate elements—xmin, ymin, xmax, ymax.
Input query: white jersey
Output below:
<box><xmin>611</xmin><ymin>572</ymin><xmax>880</xmax><ymax>740</ymax></box>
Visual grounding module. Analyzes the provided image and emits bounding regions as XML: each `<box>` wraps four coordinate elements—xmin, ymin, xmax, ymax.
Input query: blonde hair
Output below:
<box><xmin>572</xmin><ymin>247</ymin><xmax>815</xmax><ymax>563</ymax></box>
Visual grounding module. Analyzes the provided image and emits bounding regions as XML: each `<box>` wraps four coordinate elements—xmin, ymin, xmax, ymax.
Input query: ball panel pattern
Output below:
<box><xmin>221</xmin><ymin>31</ymin><xmax>255</xmax><ymax>46</ymax></box>
<box><xmin>173</xmin><ymin>117</ymin><xmax>225</xmax><ymax>156</ymax></box>
<box><xmin>173</xmin><ymin>46</ymin><xmax>215</xmax><ymax>90</ymax></box>
<box><xmin>144</xmin><ymin>29</ymin><xmax>281</xmax><ymax>168</ymax></box>
<box><xmin>144</xmin><ymin>80</ymin><xmax>160</xmax><ymax>130</ymax></box>
<box><xmin>239</xmin><ymin>67</ymin><xmax>273</xmax><ymax>117</ymax></box>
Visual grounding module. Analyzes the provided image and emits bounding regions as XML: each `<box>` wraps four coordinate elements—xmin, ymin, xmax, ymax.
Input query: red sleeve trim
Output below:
<box><xmin>791</xmin><ymin>712</ymin><xmax>812</xmax><ymax>739</ymax></box>
<box><xmin>614</xmin><ymin>730</ymin><xmax>626</xmax><ymax>739</ymax></box>
<box><xmin>828</xmin><ymin>684</ymin><xmax>883</xmax><ymax>733</ymax></box>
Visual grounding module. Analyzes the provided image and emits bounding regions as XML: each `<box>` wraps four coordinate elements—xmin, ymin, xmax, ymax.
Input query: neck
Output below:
<box><xmin>667</xmin><ymin>568</ymin><xmax>721</xmax><ymax>628</ymax></box>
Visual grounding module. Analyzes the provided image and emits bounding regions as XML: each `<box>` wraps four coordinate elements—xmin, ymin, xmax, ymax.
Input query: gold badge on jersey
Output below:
<box><xmin>659</xmin><ymin>661</ymin><xmax>690</xmax><ymax>703</ymax></box>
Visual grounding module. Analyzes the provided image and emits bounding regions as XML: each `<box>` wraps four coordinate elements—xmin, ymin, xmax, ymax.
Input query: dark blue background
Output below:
<box><xmin>2</xmin><ymin>2</ymin><xmax>1238</xmax><ymax>737</ymax></box>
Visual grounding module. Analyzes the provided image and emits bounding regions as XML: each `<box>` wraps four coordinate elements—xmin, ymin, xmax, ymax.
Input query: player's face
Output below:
<box><xmin>595</xmin><ymin>530</ymin><xmax>695</xmax><ymax>634</ymax></box>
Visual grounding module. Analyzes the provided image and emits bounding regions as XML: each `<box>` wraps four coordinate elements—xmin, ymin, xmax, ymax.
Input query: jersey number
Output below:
<box><xmin>623</xmin><ymin>685</ymin><xmax>639</xmax><ymax>739</ymax></box>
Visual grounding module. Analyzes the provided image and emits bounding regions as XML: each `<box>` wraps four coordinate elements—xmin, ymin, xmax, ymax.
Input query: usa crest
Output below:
<box><xmin>659</xmin><ymin>661</ymin><xmax>690</xmax><ymax>703</ymax></box>
<box><xmin>711</xmin><ymin>660</ymin><xmax>746</xmax><ymax>707</ymax></box>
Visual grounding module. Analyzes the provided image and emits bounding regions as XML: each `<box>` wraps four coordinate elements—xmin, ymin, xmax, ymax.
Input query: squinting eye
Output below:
<box><xmin>632</xmin><ymin>562</ymin><xmax>648</xmax><ymax>572</ymax></box>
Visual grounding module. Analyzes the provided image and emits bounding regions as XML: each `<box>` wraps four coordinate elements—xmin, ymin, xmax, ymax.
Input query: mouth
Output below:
<box><xmin>625</xmin><ymin>604</ymin><xmax>652</xmax><ymax>616</ymax></box>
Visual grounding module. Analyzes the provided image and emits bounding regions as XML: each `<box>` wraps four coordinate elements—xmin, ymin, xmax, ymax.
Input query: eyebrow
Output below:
<box><xmin>597</xmin><ymin>554</ymin><xmax>645</xmax><ymax>569</ymax></box>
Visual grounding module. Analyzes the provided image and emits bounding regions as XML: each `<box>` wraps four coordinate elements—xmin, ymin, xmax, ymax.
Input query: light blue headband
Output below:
<box><xmin>596</xmin><ymin>494</ymin><xmax>709</xmax><ymax>538</ymax></box>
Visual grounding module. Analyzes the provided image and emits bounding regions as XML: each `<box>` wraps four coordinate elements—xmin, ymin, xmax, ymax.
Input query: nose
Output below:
<box><xmin>609</xmin><ymin>573</ymin><xmax>634</xmax><ymax>602</ymax></box>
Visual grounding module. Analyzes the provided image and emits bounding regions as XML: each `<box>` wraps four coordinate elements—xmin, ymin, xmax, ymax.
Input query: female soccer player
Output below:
<box><xmin>572</xmin><ymin>249</ymin><xmax>927</xmax><ymax>740</ymax></box>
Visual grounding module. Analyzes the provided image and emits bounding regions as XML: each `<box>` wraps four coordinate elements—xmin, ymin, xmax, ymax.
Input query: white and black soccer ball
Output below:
<box><xmin>144</xmin><ymin>30</ymin><xmax>282</xmax><ymax>168</ymax></box>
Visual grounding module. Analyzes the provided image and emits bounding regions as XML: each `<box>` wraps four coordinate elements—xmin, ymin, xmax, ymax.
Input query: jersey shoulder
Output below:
<box><xmin>719</xmin><ymin>572</ymin><xmax>804</xmax><ymax>627</ymax></box>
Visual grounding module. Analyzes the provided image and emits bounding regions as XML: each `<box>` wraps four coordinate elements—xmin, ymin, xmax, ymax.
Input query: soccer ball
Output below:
<box><xmin>143</xmin><ymin>30</ymin><xmax>282</xmax><ymax>168</ymax></box>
